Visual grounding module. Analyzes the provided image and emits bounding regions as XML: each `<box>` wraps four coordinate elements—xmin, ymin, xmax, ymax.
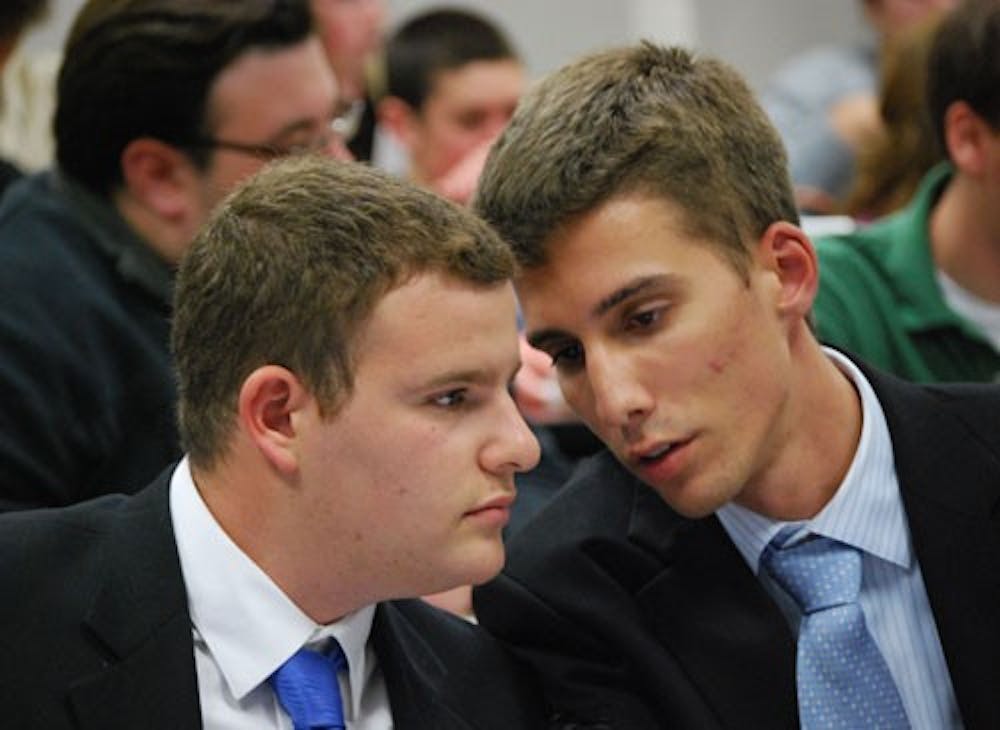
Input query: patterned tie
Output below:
<box><xmin>268</xmin><ymin>642</ymin><xmax>348</xmax><ymax>730</ymax></box>
<box><xmin>762</xmin><ymin>534</ymin><xmax>910</xmax><ymax>729</ymax></box>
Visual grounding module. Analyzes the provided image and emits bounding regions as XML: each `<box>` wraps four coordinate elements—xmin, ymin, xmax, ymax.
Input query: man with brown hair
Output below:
<box><xmin>0</xmin><ymin>0</ymin><xmax>348</xmax><ymax>511</ymax></box>
<box><xmin>472</xmin><ymin>41</ymin><xmax>1000</xmax><ymax>729</ymax></box>
<box><xmin>0</xmin><ymin>156</ymin><xmax>544</xmax><ymax>729</ymax></box>
<box><xmin>377</xmin><ymin>7</ymin><xmax>525</xmax><ymax>205</ymax></box>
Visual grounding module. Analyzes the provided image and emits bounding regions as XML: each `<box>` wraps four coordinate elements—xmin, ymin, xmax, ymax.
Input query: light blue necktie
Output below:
<box><xmin>269</xmin><ymin>642</ymin><xmax>348</xmax><ymax>730</ymax></box>
<box><xmin>762</xmin><ymin>534</ymin><xmax>910</xmax><ymax>729</ymax></box>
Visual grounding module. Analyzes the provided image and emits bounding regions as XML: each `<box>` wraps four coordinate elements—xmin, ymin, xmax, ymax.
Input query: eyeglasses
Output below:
<box><xmin>187</xmin><ymin>100</ymin><xmax>364</xmax><ymax>160</ymax></box>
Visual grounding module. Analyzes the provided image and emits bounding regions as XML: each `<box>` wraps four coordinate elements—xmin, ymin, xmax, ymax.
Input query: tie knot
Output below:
<box><xmin>762</xmin><ymin>535</ymin><xmax>862</xmax><ymax>613</ymax></box>
<box><xmin>269</xmin><ymin>642</ymin><xmax>348</xmax><ymax>730</ymax></box>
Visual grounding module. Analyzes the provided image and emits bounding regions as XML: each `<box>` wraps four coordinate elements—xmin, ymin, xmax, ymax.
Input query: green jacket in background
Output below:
<box><xmin>814</xmin><ymin>163</ymin><xmax>1000</xmax><ymax>383</ymax></box>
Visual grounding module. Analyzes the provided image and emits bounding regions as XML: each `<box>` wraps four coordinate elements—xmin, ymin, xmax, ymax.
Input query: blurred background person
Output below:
<box><xmin>814</xmin><ymin>0</ymin><xmax>1000</xmax><ymax>384</ymax></box>
<box><xmin>377</xmin><ymin>7</ymin><xmax>525</xmax><ymax>205</ymax></box>
<box><xmin>842</xmin><ymin>11</ymin><xmax>947</xmax><ymax>220</ymax></box>
<box><xmin>763</xmin><ymin>0</ymin><xmax>957</xmax><ymax>213</ymax></box>
<box><xmin>311</xmin><ymin>0</ymin><xmax>387</xmax><ymax>160</ymax></box>
<box><xmin>0</xmin><ymin>0</ymin><xmax>345</xmax><ymax>511</ymax></box>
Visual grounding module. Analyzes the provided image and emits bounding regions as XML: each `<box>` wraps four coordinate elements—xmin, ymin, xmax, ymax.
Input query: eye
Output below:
<box><xmin>625</xmin><ymin>306</ymin><xmax>665</xmax><ymax>331</ymax></box>
<box><xmin>431</xmin><ymin>389</ymin><xmax>467</xmax><ymax>407</ymax></box>
<box><xmin>550</xmin><ymin>342</ymin><xmax>584</xmax><ymax>370</ymax></box>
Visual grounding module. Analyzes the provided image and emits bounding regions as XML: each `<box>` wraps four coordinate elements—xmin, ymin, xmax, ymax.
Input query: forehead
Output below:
<box><xmin>517</xmin><ymin>195</ymin><xmax>741</xmax><ymax>319</ymax></box>
<box><xmin>354</xmin><ymin>271</ymin><xmax>519</xmax><ymax>375</ymax></box>
<box><xmin>206</xmin><ymin>36</ymin><xmax>337</xmax><ymax>135</ymax></box>
<box><xmin>425</xmin><ymin>59</ymin><xmax>525</xmax><ymax>109</ymax></box>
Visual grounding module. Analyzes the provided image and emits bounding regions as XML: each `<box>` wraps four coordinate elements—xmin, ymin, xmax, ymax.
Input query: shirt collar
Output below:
<box><xmin>54</xmin><ymin>169</ymin><xmax>174</xmax><ymax>306</ymax></box>
<box><xmin>876</xmin><ymin>163</ymin><xmax>983</xmax><ymax>338</ymax></box>
<box><xmin>717</xmin><ymin>348</ymin><xmax>912</xmax><ymax>573</ymax></box>
<box><xmin>169</xmin><ymin>458</ymin><xmax>375</xmax><ymax>716</ymax></box>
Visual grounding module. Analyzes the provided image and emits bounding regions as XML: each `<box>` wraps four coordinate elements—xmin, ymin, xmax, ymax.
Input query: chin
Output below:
<box><xmin>458</xmin><ymin>545</ymin><xmax>507</xmax><ymax>587</ymax></box>
<box><xmin>650</xmin><ymin>483</ymin><xmax>730</xmax><ymax>520</ymax></box>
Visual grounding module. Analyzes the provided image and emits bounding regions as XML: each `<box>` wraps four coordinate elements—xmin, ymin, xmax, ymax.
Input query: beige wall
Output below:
<box><xmin>385</xmin><ymin>0</ymin><xmax>870</xmax><ymax>91</ymax></box>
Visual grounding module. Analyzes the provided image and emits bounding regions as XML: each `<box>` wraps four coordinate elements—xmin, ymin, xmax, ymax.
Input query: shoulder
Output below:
<box><xmin>377</xmin><ymin>599</ymin><xmax>548</xmax><ymax>726</ymax></box>
<box><xmin>489</xmin><ymin>450</ymin><xmax>687</xmax><ymax>613</ymax></box>
<box><xmin>505</xmin><ymin>451</ymin><xmax>656</xmax><ymax>568</ymax></box>
<box><xmin>0</xmin><ymin>495</ymin><xmax>131</xmax><ymax>626</ymax></box>
<box><xmin>866</xmin><ymin>364</ymin><xmax>1000</xmax><ymax>442</ymax></box>
<box><xmin>0</xmin><ymin>172</ymin><xmax>111</xmax><ymax>301</ymax></box>
<box><xmin>813</xmin><ymin>213</ymin><xmax>918</xmax><ymax>316</ymax></box>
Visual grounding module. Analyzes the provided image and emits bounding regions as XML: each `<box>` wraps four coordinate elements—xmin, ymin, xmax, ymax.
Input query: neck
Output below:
<box><xmin>193</xmin><ymin>456</ymin><xmax>373</xmax><ymax>626</ymax></box>
<box><xmin>930</xmin><ymin>174</ymin><xmax>1000</xmax><ymax>303</ymax></box>
<box><xmin>735</xmin><ymin>331</ymin><xmax>862</xmax><ymax>521</ymax></box>
<box><xmin>113</xmin><ymin>189</ymin><xmax>194</xmax><ymax>267</ymax></box>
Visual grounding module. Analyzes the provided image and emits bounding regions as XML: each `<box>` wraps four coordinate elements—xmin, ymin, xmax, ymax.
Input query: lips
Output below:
<box><xmin>629</xmin><ymin>438</ymin><xmax>685</xmax><ymax>465</ymax></box>
<box><xmin>464</xmin><ymin>493</ymin><xmax>515</xmax><ymax>520</ymax></box>
<box><xmin>627</xmin><ymin>436</ymin><xmax>694</xmax><ymax>484</ymax></box>
<box><xmin>638</xmin><ymin>442</ymin><xmax>675</xmax><ymax>463</ymax></box>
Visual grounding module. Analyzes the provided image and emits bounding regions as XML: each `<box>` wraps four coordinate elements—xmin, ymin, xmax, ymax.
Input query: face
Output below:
<box><xmin>407</xmin><ymin>59</ymin><xmax>525</xmax><ymax>185</ymax></box>
<box><xmin>299</xmin><ymin>272</ymin><xmax>539</xmax><ymax>597</ymax></box>
<box><xmin>863</xmin><ymin>0</ymin><xmax>957</xmax><ymax>38</ymax></box>
<box><xmin>195</xmin><ymin>36</ymin><xmax>344</xmax><ymax>220</ymax></box>
<box><xmin>519</xmin><ymin>195</ymin><xmax>798</xmax><ymax>519</ymax></box>
<box><xmin>311</xmin><ymin>0</ymin><xmax>386</xmax><ymax>100</ymax></box>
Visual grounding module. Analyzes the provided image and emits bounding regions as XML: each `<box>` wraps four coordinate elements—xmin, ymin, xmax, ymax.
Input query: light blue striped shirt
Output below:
<box><xmin>716</xmin><ymin>349</ymin><xmax>963</xmax><ymax>729</ymax></box>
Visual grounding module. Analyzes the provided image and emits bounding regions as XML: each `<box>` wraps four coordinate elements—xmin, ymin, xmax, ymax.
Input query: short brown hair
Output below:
<box><xmin>474</xmin><ymin>42</ymin><xmax>798</xmax><ymax>274</ymax></box>
<box><xmin>172</xmin><ymin>156</ymin><xmax>515</xmax><ymax>468</ymax></box>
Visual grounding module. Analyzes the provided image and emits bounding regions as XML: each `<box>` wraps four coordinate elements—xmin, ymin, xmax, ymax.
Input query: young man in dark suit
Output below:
<box><xmin>0</xmin><ymin>157</ymin><xmax>545</xmax><ymax>729</ymax></box>
<box><xmin>471</xmin><ymin>34</ymin><xmax>1000</xmax><ymax>730</ymax></box>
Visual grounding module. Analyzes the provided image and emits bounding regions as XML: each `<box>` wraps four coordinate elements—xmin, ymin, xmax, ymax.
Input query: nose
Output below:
<box><xmin>586</xmin><ymin>346</ymin><xmax>652</xmax><ymax>439</ymax></box>
<box><xmin>324</xmin><ymin>134</ymin><xmax>354</xmax><ymax>162</ymax></box>
<box><xmin>481</xmin><ymin>394</ymin><xmax>542</xmax><ymax>477</ymax></box>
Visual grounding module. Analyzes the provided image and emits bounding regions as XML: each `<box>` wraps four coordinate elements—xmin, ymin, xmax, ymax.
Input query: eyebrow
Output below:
<box><xmin>527</xmin><ymin>274</ymin><xmax>679</xmax><ymax>351</ymax></box>
<box><xmin>266</xmin><ymin>118</ymin><xmax>321</xmax><ymax>144</ymax></box>
<box><xmin>592</xmin><ymin>275</ymin><xmax>670</xmax><ymax>318</ymax></box>
<box><xmin>419</xmin><ymin>360</ymin><xmax>523</xmax><ymax>390</ymax></box>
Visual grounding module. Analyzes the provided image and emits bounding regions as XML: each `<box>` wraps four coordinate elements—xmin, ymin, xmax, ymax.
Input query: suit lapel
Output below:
<box><xmin>629</xmin><ymin>486</ymin><xmax>799</xmax><ymax>729</ymax></box>
<box><xmin>371</xmin><ymin>602</ymin><xmax>474</xmax><ymax>730</ymax></box>
<box><xmin>67</xmin><ymin>475</ymin><xmax>201</xmax><ymax>730</ymax></box>
<box><xmin>874</xmin><ymin>372</ymin><xmax>1000</xmax><ymax>729</ymax></box>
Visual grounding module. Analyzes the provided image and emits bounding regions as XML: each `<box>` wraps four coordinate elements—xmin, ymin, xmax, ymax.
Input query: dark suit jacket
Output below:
<box><xmin>0</xmin><ymin>472</ymin><xmax>547</xmax><ymax>729</ymax></box>
<box><xmin>0</xmin><ymin>172</ymin><xmax>179</xmax><ymax>511</ymax></box>
<box><xmin>474</xmin><ymin>366</ymin><xmax>1000</xmax><ymax>729</ymax></box>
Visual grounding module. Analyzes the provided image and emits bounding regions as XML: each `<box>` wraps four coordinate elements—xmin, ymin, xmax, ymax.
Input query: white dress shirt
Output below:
<box><xmin>170</xmin><ymin>459</ymin><xmax>393</xmax><ymax>729</ymax></box>
<box><xmin>717</xmin><ymin>349</ymin><xmax>963</xmax><ymax>729</ymax></box>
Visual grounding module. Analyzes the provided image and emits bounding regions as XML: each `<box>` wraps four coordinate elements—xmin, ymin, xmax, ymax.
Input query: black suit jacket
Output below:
<box><xmin>0</xmin><ymin>473</ymin><xmax>547</xmax><ymax>729</ymax></box>
<box><xmin>474</xmin><ymin>367</ymin><xmax>1000</xmax><ymax>729</ymax></box>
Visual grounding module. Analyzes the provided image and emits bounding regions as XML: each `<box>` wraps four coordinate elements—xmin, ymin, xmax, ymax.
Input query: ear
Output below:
<box><xmin>119</xmin><ymin>137</ymin><xmax>201</xmax><ymax>221</ymax></box>
<box><xmin>754</xmin><ymin>221</ymin><xmax>819</xmax><ymax>319</ymax></box>
<box><xmin>944</xmin><ymin>100</ymin><xmax>991</xmax><ymax>177</ymax></box>
<box><xmin>237</xmin><ymin>365</ymin><xmax>312</xmax><ymax>475</ymax></box>
<box><xmin>377</xmin><ymin>95</ymin><xmax>421</xmax><ymax>151</ymax></box>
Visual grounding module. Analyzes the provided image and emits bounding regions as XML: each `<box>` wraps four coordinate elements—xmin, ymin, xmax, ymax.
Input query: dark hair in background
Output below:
<box><xmin>55</xmin><ymin>0</ymin><xmax>313</xmax><ymax>197</ymax></box>
<box><xmin>385</xmin><ymin>7</ymin><xmax>517</xmax><ymax>110</ymax></box>
<box><xmin>927</xmin><ymin>0</ymin><xmax>1000</xmax><ymax>153</ymax></box>
<box><xmin>0</xmin><ymin>0</ymin><xmax>48</xmax><ymax>43</ymax></box>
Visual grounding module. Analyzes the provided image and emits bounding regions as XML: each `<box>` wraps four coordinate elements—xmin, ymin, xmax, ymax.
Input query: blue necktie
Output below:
<box><xmin>269</xmin><ymin>642</ymin><xmax>348</xmax><ymax>730</ymax></box>
<box><xmin>762</xmin><ymin>534</ymin><xmax>910</xmax><ymax>729</ymax></box>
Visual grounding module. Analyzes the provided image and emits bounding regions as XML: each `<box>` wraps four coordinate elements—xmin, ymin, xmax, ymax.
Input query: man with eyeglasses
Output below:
<box><xmin>0</xmin><ymin>0</ymin><xmax>348</xmax><ymax>512</ymax></box>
